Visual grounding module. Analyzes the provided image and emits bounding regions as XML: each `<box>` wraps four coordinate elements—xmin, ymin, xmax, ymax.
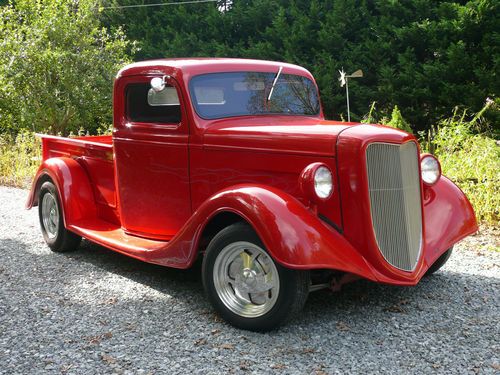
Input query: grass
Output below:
<box><xmin>418</xmin><ymin>104</ymin><xmax>499</xmax><ymax>226</ymax></box>
<box><xmin>0</xmin><ymin>125</ymin><xmax>112</xmax><ymax>188</ymax></box>
<box><xmin>0</xmin><ymin>130</ymin><xmax>41</xmax><ymax>188</ymax></box>
<box><xmin>431</xmin><ymin>132</ymin><xmax>499</xmax><ymax>225</ymax></box>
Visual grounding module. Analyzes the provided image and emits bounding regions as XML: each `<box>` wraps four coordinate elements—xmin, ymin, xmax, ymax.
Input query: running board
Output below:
<box><xmin>69</xmin><ymin>219</ymin><xmax>168</xmax><ymax>258</ymax></box>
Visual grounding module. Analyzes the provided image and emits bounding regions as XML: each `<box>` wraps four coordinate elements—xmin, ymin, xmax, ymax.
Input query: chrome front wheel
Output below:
<box><xmin>202</xmin><ymin>222</ymin><xmax>310</xmax><ymax>331</ymax></box>
<box><xmin>213</xmin><ymin>241</ymin><xmax>280</xmax><ymax>318</ymax></box>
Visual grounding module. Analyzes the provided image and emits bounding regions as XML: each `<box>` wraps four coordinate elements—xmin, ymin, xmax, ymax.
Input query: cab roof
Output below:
<box><xmin>116</xmin><ymin>58</ymin><xmax>313</xmax><ymax>80</ymax></box>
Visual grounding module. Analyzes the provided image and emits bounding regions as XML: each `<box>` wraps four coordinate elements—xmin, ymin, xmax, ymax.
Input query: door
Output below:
<box><xmin>113</xmin><ymin>75</ymin><xmax>190</xmax><ymax>240</ymax></box>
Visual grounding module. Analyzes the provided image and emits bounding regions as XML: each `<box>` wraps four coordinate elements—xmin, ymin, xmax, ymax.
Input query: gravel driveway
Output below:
<box><xmin>0</xmin><ymin>186</ymin><xmax>499</xmax><ymax>374</ymax></box>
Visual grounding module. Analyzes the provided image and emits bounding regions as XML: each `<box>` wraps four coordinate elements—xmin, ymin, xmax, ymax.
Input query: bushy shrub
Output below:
<box><xmin>421</xmin><ymin>102</ymin><xmax>499</xmax><ymax>225</ymax></box>
<box><xmin>386</xmin><ymin>106</ymin><xmax>413</xmax><ymax>133</ymax></box>
<box><xmin>363</xmin><ymin>102</ymin><xmax>414</xmax><ymax>134</ymax></box>
<box><xmin>0</xmin><ymin>0</ymin><xmax>133</xmax><ymax>135</ymax></box>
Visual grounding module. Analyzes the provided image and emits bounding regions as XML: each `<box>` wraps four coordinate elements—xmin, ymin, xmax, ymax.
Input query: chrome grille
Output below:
<box><xmin>366</xmin><ymin>142</ymin><xmax>422</xmax><ymax>271</ymax></box>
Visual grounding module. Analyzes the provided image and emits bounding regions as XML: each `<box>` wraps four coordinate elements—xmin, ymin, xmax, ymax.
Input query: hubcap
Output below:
<box><xmin>42</xmin><ymin>193</ymin><xmax>59</xmax><ymax>239</ymax></box>
<box><xmin>213</xmin><ymin>241</ymin><xmax>280</xmax><ymax>318</ymax></box>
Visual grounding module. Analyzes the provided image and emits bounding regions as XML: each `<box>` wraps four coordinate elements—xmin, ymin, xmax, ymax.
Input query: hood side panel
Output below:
<box><xmin>190</xmin><ymin>146</ymin><xmax>343</xmax><ymax>231</ymax></box>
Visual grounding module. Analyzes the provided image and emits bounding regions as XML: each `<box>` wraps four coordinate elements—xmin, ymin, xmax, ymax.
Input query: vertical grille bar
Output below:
<box><xmin>366</xmin><ymin>142</ymin><xmax>422</xmax><ymax>271</ymax></box>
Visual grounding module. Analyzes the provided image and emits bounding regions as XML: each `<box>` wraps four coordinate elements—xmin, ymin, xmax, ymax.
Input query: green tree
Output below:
<box><xmin>101</xmin><ymin>0</ymin><xmax>499</xmax><ymax>131</ymax></box>
<box><xmin>0</xmin><ymin>0</ymin><xmax>133</xmax><ymax>135</ymax></box>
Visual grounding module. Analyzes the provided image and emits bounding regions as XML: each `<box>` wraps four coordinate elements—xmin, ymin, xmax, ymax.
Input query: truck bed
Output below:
<box><xmin>39</xmin><ymin>134</ymin><xmax>113</xmax><ymax>160</ymax></box>
<box><xmin>39</xmin><ymin>134</ymin><xmax>118</xmax><ymax>224</ymax></box>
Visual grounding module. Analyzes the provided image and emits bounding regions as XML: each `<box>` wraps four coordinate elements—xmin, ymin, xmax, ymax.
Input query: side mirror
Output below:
<box><xmin>151</xmin><ymin>77</ymin><xmax>166</xmax><ymax>93</ymax></box>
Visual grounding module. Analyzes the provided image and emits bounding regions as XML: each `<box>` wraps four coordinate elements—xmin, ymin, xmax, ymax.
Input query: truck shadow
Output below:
<box><xmin>68</xmin><ymin>238</ymin><xmax>205</xmax><ymax>292</ymax></box>
<box><xmin>6</xmin><ymin>236</ymin><xmax>498</xmax><ymax>334</ymax></box>
<box><xmin>67</xmin><ymin>239</ymin><xmax>498</xmax><ymax>330</ymax></box>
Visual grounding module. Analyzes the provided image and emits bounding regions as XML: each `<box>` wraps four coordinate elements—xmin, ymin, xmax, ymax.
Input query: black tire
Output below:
<box><xmin>202</xmin><ymin>222</ymin><xmax>310</xmax><ymax>332</ymax></box>
<box><xmin>425</xmin><ymin>247</ymin><xmax>453</xmax><ymax>276</ymax></box>
<box><xmin>38</xmin><ymin>181</ymin><xmax>81</xmax><ymax>253</ymax></box>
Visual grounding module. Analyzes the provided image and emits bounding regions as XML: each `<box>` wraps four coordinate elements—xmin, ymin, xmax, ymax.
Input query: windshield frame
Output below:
<box><xmin>188</xmin><ymin>71</ymin><xmax>322</xmax><ymax>121</ymax></box>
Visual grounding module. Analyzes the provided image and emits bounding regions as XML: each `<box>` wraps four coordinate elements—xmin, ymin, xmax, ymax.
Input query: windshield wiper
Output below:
<box><xmin>267</xmin><ymin>66</ymin><xmax>283</xmax><ymax>101</ymax></box>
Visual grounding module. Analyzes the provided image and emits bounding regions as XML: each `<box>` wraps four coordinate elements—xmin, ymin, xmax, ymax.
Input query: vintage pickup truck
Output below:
<box><xmin>27</xmin><ymin>58</ymin><xmax>477</xmax><ymax>331</ymax></box>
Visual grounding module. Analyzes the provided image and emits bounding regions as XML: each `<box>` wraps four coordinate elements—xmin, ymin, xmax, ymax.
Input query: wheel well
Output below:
<box><xmin>32</xmin><ymin>173</ymin><xmax>54</xmax><ymax>207</ymax></box>
<box><xmin>197</xmin><ymin>211</ymin><xmax>247</xmax><ymax>254</ymax></box>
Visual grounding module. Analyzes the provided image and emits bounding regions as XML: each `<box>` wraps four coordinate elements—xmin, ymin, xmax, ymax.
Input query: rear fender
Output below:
<box><xmin>26</xmin><ymin>157</ymin><xmax>97</xmax><ymax>226</ymax></box>
<box><xmin>178</xmin><ymin>185</ymin><xmax>377</xmax><ymax>280</ymax></box>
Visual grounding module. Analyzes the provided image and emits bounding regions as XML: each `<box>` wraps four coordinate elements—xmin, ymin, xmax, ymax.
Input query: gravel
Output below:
<box><xmin>0</xmin><ymin>185</ymin><xmax>499</xmax><ymax>374</ymax></box>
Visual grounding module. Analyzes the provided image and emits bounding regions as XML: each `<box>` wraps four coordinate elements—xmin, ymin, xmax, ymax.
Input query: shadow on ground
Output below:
<box><xmin>3</xmin><ymin>236</ymin><xmax>498</xmax><ymax>332</ymax></box>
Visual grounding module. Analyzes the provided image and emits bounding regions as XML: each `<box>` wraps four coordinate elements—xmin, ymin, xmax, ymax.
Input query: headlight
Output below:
<box><xmin>299</xmin><ymin>163</ymin><xmax>334</xmax><ymax>202</ymax></box>
<box><xmin>420</xmin><ymin>154</ymin><xmax>441</xmax><ymax>186</ymax></box>
<box><xmin>314</xmin><ymin>166</ymin><xmax>333</xmax><ymax>199</ymax></box>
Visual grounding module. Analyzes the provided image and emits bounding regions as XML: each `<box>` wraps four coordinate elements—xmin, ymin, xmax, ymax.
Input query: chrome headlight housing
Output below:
<box><xmin>420</xmin><ymin>154</ymin><xmax>441</xmax><ymax>186</ymax></box>
<box><xmin>300</xmin><ymin>163</ymin><xmax>334</xmax><ymax>202</ymax></box>
<box><xmin>314</xmin><ymin>166</ymin><xmax>333</xmax><ymax>199</ymax></box>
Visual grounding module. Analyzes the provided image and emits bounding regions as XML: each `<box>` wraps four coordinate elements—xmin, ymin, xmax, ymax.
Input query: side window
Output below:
<box><xmin>126</xmin><ymin>83</ymin><xmax>181</xmax><ymax>124</ymax></box>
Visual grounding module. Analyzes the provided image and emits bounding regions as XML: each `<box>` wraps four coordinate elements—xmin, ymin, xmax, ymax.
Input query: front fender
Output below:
<box><xmin>26</xmin><ymin>157</ymin><xmax>97</xmax><ymax>226</ymax></box>
<box><xmin>153</xmin><ymin>184</ymin><xmax>378</xmax><ymax>280</ymax></box>
<box><xmin>423</xmin><ymin>176</ymin><xmax>478</xmax><ymax>267</ymax></box>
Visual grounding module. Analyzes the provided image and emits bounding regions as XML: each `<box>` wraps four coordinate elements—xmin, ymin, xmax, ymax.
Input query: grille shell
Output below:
<box><xmin>366</xmin><ymin>142</ymin><xmax>422</xmax><ymax>271</ymax></box>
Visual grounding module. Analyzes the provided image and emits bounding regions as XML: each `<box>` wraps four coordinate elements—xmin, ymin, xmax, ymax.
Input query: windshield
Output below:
<box><xmin>189</xmin><ymin>72</ymin><xmax>320</xmax><ymax>119</ymax></box>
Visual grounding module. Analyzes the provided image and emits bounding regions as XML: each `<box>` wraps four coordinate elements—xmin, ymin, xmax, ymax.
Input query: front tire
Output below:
<box><xmin>38</xmin><ymin>181</ymin><xmax>81</xmax><ymax>253</ymax></box>
<box><xmin>425</xmin><ymin>247</ymin><xmax>453</xmax><ymax>276</ymax></box>
<box><xmin>202</xmin><ymin>222</ymin><xmax>309</xmax><ymax>331</ymax></box>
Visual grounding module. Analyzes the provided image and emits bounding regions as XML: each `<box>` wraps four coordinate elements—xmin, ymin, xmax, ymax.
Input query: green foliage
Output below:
<box><xmin>0</xmin><ymin>130</ymin><xmax>40</xmax><ymax>187</ymax></box>
<box><xmin>386</xmin><ymin>105</ymin><xmax>413</xmax><ymax>133</ymax></box>
<box><xmin>361</xmin><ymin>102</ymin><xmax>413</xmax><ymax>133</ymax></box>
<box><xmin>101</xmin><ymin>0</ymin><xmax>499</xmax><ymax>130</ymax></box>
<box><xmin>421</xmin><ymin>102</ymin><xmax>499</xmax><ymax>225</ymax></box>
<box><xmin>0</xmin><ymin>0</ymin><xmax>133</xmax><ymax>135</ymax></box>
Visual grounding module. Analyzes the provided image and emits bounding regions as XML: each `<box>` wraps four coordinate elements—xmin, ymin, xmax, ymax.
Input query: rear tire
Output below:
<box><xmin>425</xmin><ymin>247</ymin><xmax>453</xmax><ymax>276</ymax></box>
<box><xmin>202</xmin><ymin>222</ymin><xmax>309</xmax><ymax>332</ymax></box>
<box><xmin>38</xmin><ymin>181</ymin><xmax>81</xmax><ymax>253</ymax></box>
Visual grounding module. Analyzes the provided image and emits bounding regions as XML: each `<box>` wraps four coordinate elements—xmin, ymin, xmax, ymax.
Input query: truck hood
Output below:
<box><xmin>202</xmin><ymin>116</ymin><xmax>357</xmax><ymax>157</ymax></box>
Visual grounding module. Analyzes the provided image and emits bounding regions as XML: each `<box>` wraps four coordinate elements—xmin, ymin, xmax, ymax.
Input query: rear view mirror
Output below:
<box><xmin>150</xmin><ymin>77</ymin><xmax>166</xmax><ymax>92</ymax></box>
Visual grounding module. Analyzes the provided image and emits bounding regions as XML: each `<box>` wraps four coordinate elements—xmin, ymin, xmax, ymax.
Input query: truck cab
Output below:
<box><xmin>27</xmin><ymin>59</ymin><xmax>477</xmax><ymax>331</ymax></box>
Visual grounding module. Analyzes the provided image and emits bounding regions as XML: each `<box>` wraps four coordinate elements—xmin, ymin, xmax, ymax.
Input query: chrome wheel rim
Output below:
<box><xmin>41</xmin><ymin>193</ymin><xmax>59</xmax><ymax>239</ymax></box>
<box><xmin>213</xmin><ymin>241</ymin><xmax>280</xmax><ymax>318</ymax></box>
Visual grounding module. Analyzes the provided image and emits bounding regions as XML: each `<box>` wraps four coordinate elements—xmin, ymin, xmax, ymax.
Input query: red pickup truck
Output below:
<box><xmin>27</xmin><ymin>58</ymin><xmax>477</xmax><ymax>331</ymax></box>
